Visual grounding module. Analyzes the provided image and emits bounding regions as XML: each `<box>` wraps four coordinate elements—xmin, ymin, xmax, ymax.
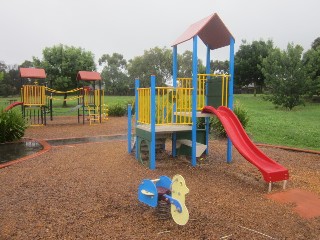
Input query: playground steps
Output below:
<box><xmin>176</xmin><ymin>139</ymin><xmax>207</xmax><ymax>157</ymax></box>
<box><xmin>88</xmin><ymin>114</ymin><xmax>100</xmax><ymax>125</ymax></box>
<box><xmin>87</xmin><ymin>106</ymin><xmax>100</xmax><ymax>125</ymax></box>
<box><xmin>79</xmin><ymin>105</ymin><xmax>108</xmax><ymax>124</ymax></box>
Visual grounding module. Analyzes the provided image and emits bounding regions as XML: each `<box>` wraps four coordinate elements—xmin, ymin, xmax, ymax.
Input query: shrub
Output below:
<box><xmin>197</xmin><ymin>102</ymin><xmax>250</xmax><ymax>138</ymax></box>
<box><xmin>211</xmin><ymin>101</ymin><xmax>249</xmax><ymax>138</ymax></box>
<box><xmin>108</xmin><ymin>103</ymin><xmax>127</xmax><ymax>117</ymax></box>
<box><xmin>0</xmin><ymin>109</ymin><xmax>28</xmax><ymax>143</ymax></box>
<box><xmin>126</xmin><ymin>100</ymin><xmax>135</xmax><ymax>115</ymax></box>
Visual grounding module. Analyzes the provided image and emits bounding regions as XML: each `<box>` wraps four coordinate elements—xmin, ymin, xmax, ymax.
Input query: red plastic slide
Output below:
<box><xmin>202</xmin><ymin>106</ymin><xmax>289</xmax><ymax>183</ymax></box>
<box><xmin>4</xmin><ymin>101</ymin><xmax>23</xmax><ymax>111</ymax></box>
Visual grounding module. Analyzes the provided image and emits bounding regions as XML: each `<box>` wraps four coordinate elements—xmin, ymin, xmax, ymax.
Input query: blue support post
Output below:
<box><xmin>127</xmin><ymin>104</ymin><xmax>132</xmax><ymax>153</ymax></box>
<box><xmin>205</xmin><ymin>45</ymin><xmax>211</xmax><ymax>155</ymax></box>
<box><xmin>227</xmin><ymin>37</ymin><xmax>235</xmax><ymax>163</ymax></box>
<box><xmin>172</xmin><ymin>46</ymin><xmax>178</xmax><ymax>157</ymax></box>
<box><xmin>135</xmin><ymin>79</ymin><xmax>140</xmax><ymax>160</ymax></box>
<box><xmin>150</xmin><ymin>75</ymin><xmax>156</xmax><ymax>170</ymax></box>
<box><xmin>173</xmin><ymin>46</ymin><xmax>178</xmax><ymax>87</ymax></box>
<box><xmin>191</xmin><ymin>36</ymin><xmax>198</xmax><ymax>166</ymax></box>
<box><xmin>206</xmin><ymin>45</ymin><xmax>211</xmax><ymax>78</ymax></box>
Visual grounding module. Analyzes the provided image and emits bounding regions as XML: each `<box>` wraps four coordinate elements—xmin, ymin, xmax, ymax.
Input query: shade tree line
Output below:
<box><xmin>1</xmin><ymin>37</ymin><xmax>319</xmax><ymax>109</ymax></box>
<box><xmin>235</xmin><ymin>37</ymin><xmax>320</xmax><ymax>109</ymax></box>
<box><xmin>0</xmin><ymin>45</ymin><xmax>215</xmax><ymax>97</ymax></box>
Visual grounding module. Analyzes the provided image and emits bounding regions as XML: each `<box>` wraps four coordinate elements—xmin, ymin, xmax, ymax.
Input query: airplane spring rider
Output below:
<box><xmin>138</xmin><ymin>175</ymin><xmax>189</xmax><ymax>225</ymax></box>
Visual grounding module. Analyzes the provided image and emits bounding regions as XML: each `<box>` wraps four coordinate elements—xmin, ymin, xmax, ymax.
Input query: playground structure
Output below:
<box><xmin>5</xmin><ymin>68</ymin><xmax>108</xmax><ymax>126</ymax></box>
<box><xmin>138</xmin><ymin>174</ymin><xmax>189</xmax><ymax>225</ymax></box>
<box><xmin>127</xmin><ymin>13</ymin><xmax>289</xmax><ymax>191</ymax></box>
<box><xmin>76</xmin><ymin>71</ymin><xmax>108</xmax><ymax>125</ymax></box>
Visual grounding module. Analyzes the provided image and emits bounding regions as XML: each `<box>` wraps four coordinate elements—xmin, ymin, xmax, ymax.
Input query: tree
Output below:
<box><xmin>210</xmin><ymin>60</ymin><xmax>229</xmax><ymax>74</ymax></box>
<box><xmin>34</xmin><ymin>44</ymin><xmax>96</xmax><ymax>106</ymax></box>
<box><xmin>0</xmin><ymin>61</ymin><xmax>5</xmax><ymax>82</ymax></box>
<box><xmin>99</xmin><ymin>53</ymin><xmax>130</xmax><ymax>95</ymax></box>
<box><xmin>235</xmin><ymin>39</ymin><xmax>274</xmax><ymax>95</ymax></box>
<box><xmin>303</xmin><ymin>39</ymin><xmax>320</xmax><ymax>97</ymax></box>
<box><xmin>311</xmin><ymin>37</ymin><xmax>320</xmax><ymax>50</ymax></box>
<box><xmin>0</xmin><ymin>61</ymin><xmax>6</xmax><ymax>72</ymax></box>
<box><xmin>128</xmin><ymin>47</ymin><xmax>172</xmax><ymax>87</ymax></box>
<box><xmin>0</xmin><ymin>62</ymin><xmax>20</xmax><ymax>97</ymax></box>
<box><xmin>0</xmin><ymin>62</ymin><xmax>6</xmax><ymax>96</ymax></box>
<box><xmin>261</xmin><ymin>43</ymin><xmax>306</xmax><ymax>110</ymax></box>
<box><xmin>3</xmin><ymin>65</ymin><xmax>20</xmax><ymax>96</ymax></box>
<box><xmin>20</xmin><ymin>60</ymin><xmax>35</xmax><ymax>68</ymax></box>
<box><xmin>177</xmin><ymin>50</ymin><xmax>205</xmax><ymax>78</ymax></box>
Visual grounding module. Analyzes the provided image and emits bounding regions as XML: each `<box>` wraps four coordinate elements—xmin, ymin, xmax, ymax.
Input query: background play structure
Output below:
<box><xmin>5</xmin><ymin>68</ymin><xmax>108</xmax><ymax>126</ymax></box>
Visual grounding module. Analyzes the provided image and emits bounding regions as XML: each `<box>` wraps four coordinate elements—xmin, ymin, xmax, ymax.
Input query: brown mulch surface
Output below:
<box><xmin>1</xmin><ymin>116</ymin><xmax>320</xmax><ymax>239</ymax></box>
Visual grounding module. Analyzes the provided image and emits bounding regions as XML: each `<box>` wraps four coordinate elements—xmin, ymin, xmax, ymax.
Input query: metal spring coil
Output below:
<box><xmin>156</xmin><ymin>200</ymin><xmax>171</xmax><ymax>220</ymax></box>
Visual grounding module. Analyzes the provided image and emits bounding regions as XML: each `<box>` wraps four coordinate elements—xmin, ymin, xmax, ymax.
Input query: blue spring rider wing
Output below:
<box><xmin>138</xmin><ymin>179</ymin><xmax>158</xmax><ymax>207</ymax></box>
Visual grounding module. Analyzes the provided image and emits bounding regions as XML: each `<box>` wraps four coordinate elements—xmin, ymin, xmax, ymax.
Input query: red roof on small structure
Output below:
<box><xmin>76</xmin><ymin>71</ymin><xmax>101</xmax><ymax>81</ymax></box>
<box><xmin>172</xmin><ymin>13</ymin><xmax>234</xmax><ymax>50</ymax></box>
<box><xmin>20</xmin><ymin>68</ymin><xmax>46</xmax><ymax>79</ymax></box>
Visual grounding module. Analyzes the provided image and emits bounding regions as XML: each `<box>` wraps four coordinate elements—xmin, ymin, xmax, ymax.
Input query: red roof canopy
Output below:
<box><xmin>20</xmin><ymin>68</ymin><xmax>46</xmax><ymax>79</ymax></box>
<box><xmin>77</xmin><ymin>71</ymin><xmax>101</xmax><ymax>81</ymax></box>
<box><xmin>172</xmin><ymin>13</ymin><xmax>234</xmax><ymax>50</ymax></box>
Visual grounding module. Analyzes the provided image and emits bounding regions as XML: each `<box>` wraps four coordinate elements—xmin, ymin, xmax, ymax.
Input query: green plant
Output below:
<box><xmin>108</xmin><ymin>103</ymin><xmax>127</xmax><ymax>117</ymax></box>
<box><xmin>0</xmin><ymin>109</ymin><xmax>28</xmax><ymax>143</ymax></box>
<box><xmin>211</xmin><ymin>101</ymin><xmax>249</xmax><ymax>138</ymax></box>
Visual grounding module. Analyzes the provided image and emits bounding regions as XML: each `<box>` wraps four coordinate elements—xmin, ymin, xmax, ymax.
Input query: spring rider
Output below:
<box><xmin>138</xmin><ymin>174</ymin><xmax>189</xmax><ymax>225</ymax></box>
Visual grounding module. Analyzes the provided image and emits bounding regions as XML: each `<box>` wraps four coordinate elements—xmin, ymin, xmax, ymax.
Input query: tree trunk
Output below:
<box><xmin>63</xmin><ymin>93</ymin><xmax>68</xmax><ymax>107</ymax></box>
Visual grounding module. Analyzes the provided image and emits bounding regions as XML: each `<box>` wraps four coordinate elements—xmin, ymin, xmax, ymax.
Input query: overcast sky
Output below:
<box><xmin>1</xmin><ymin>0</ymin><xmax>319</xmax><ymax>67</ymax></box>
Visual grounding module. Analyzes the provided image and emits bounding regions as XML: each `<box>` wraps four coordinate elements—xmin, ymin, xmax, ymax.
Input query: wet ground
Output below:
<box><xmin>0</xmin><ymin>140</ymin><xmax>43</xmax><ymax>164</ymax></box>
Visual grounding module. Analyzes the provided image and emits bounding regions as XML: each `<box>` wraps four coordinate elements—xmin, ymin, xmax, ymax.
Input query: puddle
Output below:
<box><xmin>0</xmin><ymin>140</ymin><xmax>43</xmax><ymax>164</ymax></box>
<box><xmin>0</xmin><ymin>135</ymin><xmax>127</xmax><ymax>165</ymax></box>
<box><xmin>46</xmin><ymin>134</ymin><xmax>127</xmax><ymax>146</ymax></box>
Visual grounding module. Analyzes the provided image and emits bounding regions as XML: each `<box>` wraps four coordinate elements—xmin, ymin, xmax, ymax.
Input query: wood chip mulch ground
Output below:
<box><xmin>1</xmin><ymin>116</ymin><xmax>319</xmax><ymax>239</ymax></box>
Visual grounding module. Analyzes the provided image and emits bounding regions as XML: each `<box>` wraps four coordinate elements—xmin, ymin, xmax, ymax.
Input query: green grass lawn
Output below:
<box><xmin>48</xmin><ymin>95</ymin><xmax>134</xmax><ymax>116</ymax></box>
<box><xmin>1</xmin><ymin>94</ymin><xmax>319</xmax><ymax>151</ymax></box>
<box><xmin>235</xmin><ymin>94</ymin><xmax>320</xmax><ymax>151</ymax></box>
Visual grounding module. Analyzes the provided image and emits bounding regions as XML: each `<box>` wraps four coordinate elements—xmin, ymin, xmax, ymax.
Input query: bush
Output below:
<box><xmin>0</xmin><ymin>109</ymin><xmax>28</xmax><ymax>143</ymax></box>
<box><xmin>211</xmin><ymin>101</ymin><xmax>249</xmax><ymax>138</ymax></box>
<box><xmin>197</xmin><ymin>102</ymin><xmax>250</xmax><ymax>138</ymax></box>
<box><xmin>108</xmin><ymin>103</ymin><xmax>127</xmax><ymax>117</ymax></box>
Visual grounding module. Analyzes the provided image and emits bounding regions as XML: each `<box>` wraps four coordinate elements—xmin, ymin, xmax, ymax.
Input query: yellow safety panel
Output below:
<box><xmin>137</xmin><ymin>74</ymin><xmax>229</xmax><ymax>126</ymax></box>
<box><xmin>22</xmin><ymin>85</ymin><xmax>46</xmax><ymax>106</ymax></box>
<box><xmin>171</xmin><ymin>174</ymin><xmax>189</xmax><ymax>226</ymax></box>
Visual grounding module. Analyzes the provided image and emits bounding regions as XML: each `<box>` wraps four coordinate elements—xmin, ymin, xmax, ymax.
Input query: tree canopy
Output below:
<box><xmin>34</xmin><ymin>44</ymin><xmax>96</xmax><ymax>90</ymax></box>
<box><xmin>99</xmin><ymin>53</ymin><xmax>130</xmax><ymax>95</ymax></box>
<box><xmin>303</xmin><ymin>39</ymin><xmax>320</xmax><ymax>97</ymax></box>
<box><xmin>177</xmin><ymin>50</ymin><xmax>205</xmax><ymax>77</ymax></box>
<box><xmin>235</xmin><ymin>39</ymin><xmax>274</xmax><ymax>93</ymax></box>
<box><xmin>210</xmin><ymin>60</ymin><xmax>229</xmax><ymax>74</ymax></box>
<box><xmin>311</xmin><ymin>37</ymin><xmax>320</xmax><ymax>50</ymax></box>
<box><xmin>261</xmin><ymin>43</ymin><xmax>306</xmax><ymax>110</ymax></box>
<box><xmin>127</xmin><ymin>47</ymin><xmax>172</xmax><ymax>88</ymax></box>
<box><xmin>0</xmin><ymin>62</ymin><xmax>20</xmax><ymax>97</ymax></box>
